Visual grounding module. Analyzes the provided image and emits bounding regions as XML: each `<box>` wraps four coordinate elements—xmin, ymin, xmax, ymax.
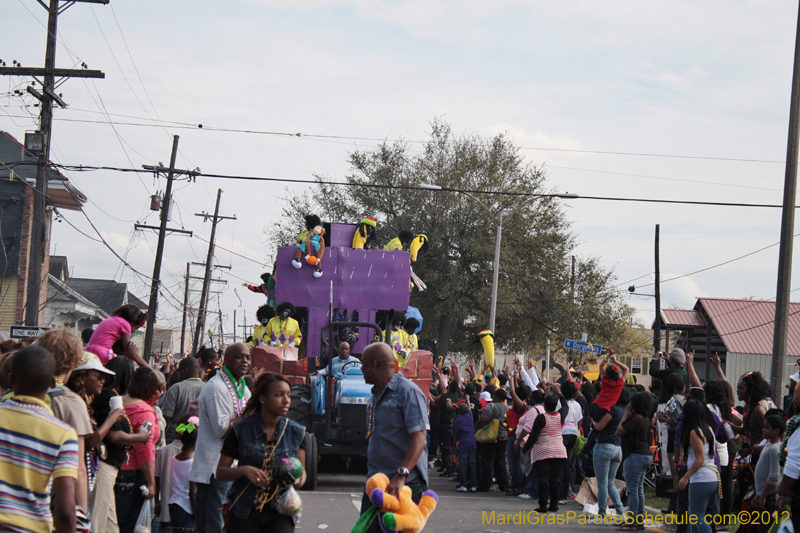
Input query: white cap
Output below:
<box><xmin>791</xmin><ymin>371</ymin><xmax>800</xmax><ymax>383</ymax></box>
<box><xmin>74</xmin><ymin>352</ymin><xmax>115</xmax><ymax>375</ymax></box>
<box><xmin>480</xmin><ymin>391</ymin><xmax>491</xmax><ymax>402</ymax></box>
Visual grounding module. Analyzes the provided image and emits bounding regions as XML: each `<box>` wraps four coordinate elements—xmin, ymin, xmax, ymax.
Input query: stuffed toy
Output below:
<box><xmin>295</xmin><ymin>214</ymin><xmax>321</xmax><ymax>246</ymax></box>
<box><xmin>384</xmin><ymin>311</ymin><xmax>409</xmax><ymax>366</ymax></box>
<box><xmin>477</xmin><ymin>329</ymin><xmax>495</xmax><ymax>369</ymax></box>
<box><xmin>384</xmin><ymin>230</ymin><xmax>414</xmax><ymax>251</ymax></box>
<box><xmin>408</xmin><ymin>234</ymin><xmax>428</xmax><ymax>262</ymax></box>
<box><xmin>365</xmin><ymin>473</ymin><xmax>437</xmax><ymax>533</ymax></box>
<box><xmin>242</xmin><ymin>264</ymin><xmax>276</xmax><ymax>307</ymax></box>
<box><xmin>265</xmin><ymin>301</ymin><xmax>302</xmax><ymax>347</ymax></box>
<box><xmin>292</xmin><ymin>225</ymin><xmax>326</xmax><ymax>278</ymax></box>
<box><xmin>403</xmin><ymin>318</ymin><xmax>420</xmax><ymax>353</ymax></box>
<box><xmin>352</xmin><ymin>217</ymin><xmax>377</xmax><ymax>249</ymax></box>
<box><xmin>247</xmin><ymin>304</ymin><xmax>276</xmax><ymax>348</ymax></box>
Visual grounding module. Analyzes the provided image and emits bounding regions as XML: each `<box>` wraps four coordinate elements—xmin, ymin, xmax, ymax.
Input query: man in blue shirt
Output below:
<box><xmin>319</xmin><ymin>342</ymin><xmax>361</xmax><ymax>379</ymax></box>
<box><xmin>359</xmin><ymin>342</ymin><xmax>429</xmax><ymax>532</ymax></box>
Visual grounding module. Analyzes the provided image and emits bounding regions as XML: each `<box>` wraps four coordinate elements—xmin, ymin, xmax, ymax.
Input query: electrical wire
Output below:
<box><xmin>49</xmin><ymin>163</ymin><xmax>800</xmax><ymax>209</ymax></box>
<box><xmin>18</xmin><ymin>109</ymin><xmax>785</xmax><ymax>165</ymax></box>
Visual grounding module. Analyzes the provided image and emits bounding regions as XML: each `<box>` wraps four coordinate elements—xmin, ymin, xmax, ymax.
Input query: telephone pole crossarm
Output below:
<box><xmin>134</xmin><ymin>224</ymin><xmax>193</xmax><ymax>236</ymax></box>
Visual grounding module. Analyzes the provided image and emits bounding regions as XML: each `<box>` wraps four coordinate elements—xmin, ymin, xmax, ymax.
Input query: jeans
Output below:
<box><xmin>115</xmin><ymin>469</ymin><xmax>146</xmax><ymax>533</ymax></box>
<box><xmin>593</xmin><ymin>443</ymin><xmax>623</xmax><ymax>515</ymax></box>
<box><xmin>458</xmin><ymin>450</ymin><xmax>477</xmax><ymax>488</ymax></box>
<box><xmin>525</xmin><ymin>463</ymin><xmax>539</xmax><ymax>498</ymax></box>
<box><xmin>535</xmin><ymin>458</ymin><xmax>566</xmax><ymax>510</ymax></box>
<box><xmin>195</xmin><ymin>475</ymin><xmax>232</xmax><ymax>533</ymax></box>
<box><xmin>360</xmin><ymin>480</ymin><xmax>427</xmax><ymax>533</ymax></box>
<box><xmin>688</xmin><ymin>481</ymin><xmax>718</xmax><ymax>533</ymax></box>
<box><xmin>623</xmin><ymin>453</ymin><xmax>652</xmax><ymax>526</ymax></box>
<box><xmin>477</xmin><ymin>440</ymin><xmax>509</xmax><ymax>492</ymax></box>
<box><xmin>507</xmin><ymin>434</ymin><xmax>523</xmax><ymax>488</ymax></box>
<box><xmin>561</xmin><ymin>434</ymin><xmax>578</xmax><ymax>498</ymax></box>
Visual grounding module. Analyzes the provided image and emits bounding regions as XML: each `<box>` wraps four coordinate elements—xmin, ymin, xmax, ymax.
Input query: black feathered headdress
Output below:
<box><xmin>276</xmin><ymin>301</ymin><xmax>296</xmax><ymax>317</ymax></box>
<box><xmin>256</xmin><ymin>304</ymin><xmax>275</xmax><ymax>323</ymax></box>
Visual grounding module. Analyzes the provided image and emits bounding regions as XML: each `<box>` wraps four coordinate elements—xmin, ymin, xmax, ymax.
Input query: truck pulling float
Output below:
<box><xmin>250</xmin><ymin>222</ymin><xmax>434</xmax><ymax>490</ymax></box>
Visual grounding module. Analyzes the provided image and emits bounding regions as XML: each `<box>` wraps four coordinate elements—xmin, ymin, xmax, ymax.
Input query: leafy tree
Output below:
<box><xmin>266</xmin><ymin>119</ymin><xmax>638</xmax><ymax>361</ymax></box>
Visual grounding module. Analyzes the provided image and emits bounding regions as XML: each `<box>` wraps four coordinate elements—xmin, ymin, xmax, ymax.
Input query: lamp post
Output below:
<box><xmin>419</xmin><ymin>184</ymin><xmax>578</xmax><ymax>333</ymax></box>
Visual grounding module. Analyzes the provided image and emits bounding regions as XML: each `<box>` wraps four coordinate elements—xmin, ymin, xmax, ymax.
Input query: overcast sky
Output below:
<box><xmin>2</xmin><ymin>0</ymin><xmax>799</xmax><ymax>349</ymax></box>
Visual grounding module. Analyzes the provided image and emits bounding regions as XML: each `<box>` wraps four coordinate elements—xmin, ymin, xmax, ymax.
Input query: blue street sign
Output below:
<box><xmin>564</xmin><ymin>339</ymin><xmax>603</xmax><ymax>354</ymax></box>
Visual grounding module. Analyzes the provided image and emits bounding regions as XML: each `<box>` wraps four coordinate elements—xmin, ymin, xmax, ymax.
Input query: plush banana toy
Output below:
<box><xmin>477</xmin><ymin>329</ymin><xmax>494</xmax><ymax>369</ymax></box>
<box><xmin>409</xmin><ymin>234</ymin><xmax>428</xmax><ymax>262</ymax></box>
<box><xmin>352</xmin><ymin>217</ymin><xmax>377</xmax><ymax>249</ymax></box>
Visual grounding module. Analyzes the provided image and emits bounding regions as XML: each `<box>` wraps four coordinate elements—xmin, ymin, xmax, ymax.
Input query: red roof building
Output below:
<box><xmin>657</xmin><ymin>297</ymin><xmax>800</xmax><ymax>389</ymax></box>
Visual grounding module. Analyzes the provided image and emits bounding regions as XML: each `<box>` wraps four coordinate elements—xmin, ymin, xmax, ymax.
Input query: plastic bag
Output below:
<box><xmin>133</xmin><ymin>500</ymin><xmax>152</xmax><ymax>533</ymax></box>
<box><xmin>274</xmin><ymin>486</ymin><xmax>302</xmax><ymax>517</ymax></box>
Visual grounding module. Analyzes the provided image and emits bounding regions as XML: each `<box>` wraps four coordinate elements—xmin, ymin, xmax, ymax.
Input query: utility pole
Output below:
<box><xmin>219</xmin><ymin>307</ymin><xmax>224</xmax><ymax>345</ymax></box>
<box><xmin>771</xmin><ymin>1</ymin><xmax>800</xmax><ymax>399</ymax></box>
<box><xmin>192</xmin><ymin>189</ymin><xmax>235</xmax><ymax>352</ymax></box>
<box><xmin>233</xmin><ymin>310</ymin><xmax>237</xmax><ymax>343</ymax></box>
<box><xmin>653</xmin><ymin>224</ymin><xmax>661</xmax><ymax>356</ymax></box>
<box><xmin>138</xmin><ymin>136</ymin><xmax>193</xmax><ymax>363</ymax></box>
<box><xmin>0</xmin><ymin>0</ymin><xmax>107</xmax><ymax>325</ymax></box>
<box><xmin>180</xmin><ymin>262</ymin><xmax>190</xmax><ymax>355</ymax></box>
<box><xmin>488</xmin><ymin>209</ymin><xmax>503</xmax><ymax>333</ymax></box>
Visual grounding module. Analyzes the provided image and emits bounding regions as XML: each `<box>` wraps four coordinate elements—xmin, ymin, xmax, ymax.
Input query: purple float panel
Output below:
<box><xmin>274</xmin><ymin>246</ymin><xmax>411</xmax><ymax>359</ymax></box>
<box><xmin>328</xmin><ymin>223</ymin><xmax>357</xmax><ymax>248</ymax></box>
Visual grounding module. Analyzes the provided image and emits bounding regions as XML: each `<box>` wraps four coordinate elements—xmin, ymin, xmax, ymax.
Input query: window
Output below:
<box><xmin>631</xmin><ymin>357</ymin><xmax>643</xmax><ymax>374</ymax></box>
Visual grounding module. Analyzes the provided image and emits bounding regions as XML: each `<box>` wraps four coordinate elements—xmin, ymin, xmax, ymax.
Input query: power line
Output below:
<box><xmin>49</xmin><ymin>163</ymin><xmax>800</xmax><ymax>209</ymax></box>
<box><xmin>546</xmin><ymin>165</ymin><xmax>782</xmax><ymax>192</ymax></box>
<box><xmin>1</xmin><ymin>111</ymin><xmax>785</xmax><ymax>164</ymax></box>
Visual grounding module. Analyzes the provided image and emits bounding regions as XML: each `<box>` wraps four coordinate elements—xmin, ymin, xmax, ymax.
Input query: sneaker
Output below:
<box><xmin>534</xmin><ymin>507</ymin><xmax>549</xmax><ymax>513</ymax></box>
<box><xmin>470</xmin><ymin>487</ymin><xmax>477</xmax><ymax>492</ymax></box>
<box><xmin>505</xmin><ymin>488</ymin><xmax>519</xmax><ymax>496</ymax></box>
<box><xmin>313</xmin><ymin>268</ymin><xmax>323</xmax><ymax>278</ymax></box>
<box><xmin>439</xmin><ymin>468</ymin><xmax>454</xmax><ymax>477</ymax></box>
<box><xmin>559</xmin><ymin>499</ymin><xmax>568</xmax><ymax>505</ymax></box>
<box><xmin>291</xmin><ymin>260</ymin><xmax>302</xmax><ymax>269</ymax></box>
<box><xmin>519</xmin><ymin>494</ymin><xmax>533</xmax><ymax>500</ymax></box>
<box><xmin>456</xmin><ymin>485</ymin><xmax>468</xmax><ymax>492</ymax></box>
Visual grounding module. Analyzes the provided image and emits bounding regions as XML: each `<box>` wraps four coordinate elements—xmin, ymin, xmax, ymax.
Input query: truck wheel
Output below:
<box><xmin>288</xmin><ymin>385</ymin><xmax>313</xmax><ymax>430</ymax></box>
<box><xmin>302</xmin><ymin>432</ymin><xmax>318</xmax><ymax>491</ymax></box>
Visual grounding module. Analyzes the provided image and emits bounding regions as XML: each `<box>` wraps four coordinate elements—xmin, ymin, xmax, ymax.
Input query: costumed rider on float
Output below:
<box><xmin>265</xmin><ymin>301</ymin><xmax>303</xmax><ymax>348</ymax></box>
<box><xmin>242</xmin><ymin>264</ymin><xmax>276</xmax><ymax>307</ymax></box>
<box><xmin>384</xmin><ymin>230</ymin><xmax>415</xmax><ymax>251</ymax></box>
<box><xmin>246</xmin><ymin>304</ymin><xmax>275</xmax><ymax>348</ymax></box>
<box><xmin>384</xmin><ymin>311</ymin><xmax>410</xmax><ymax>366</ymax></box>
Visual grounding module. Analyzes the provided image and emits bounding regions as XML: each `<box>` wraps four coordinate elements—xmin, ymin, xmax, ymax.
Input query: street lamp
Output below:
<box><xmin>419</xmin><ymin>184</ymin><xmax>578</xmax><ymax>333</ymax></box>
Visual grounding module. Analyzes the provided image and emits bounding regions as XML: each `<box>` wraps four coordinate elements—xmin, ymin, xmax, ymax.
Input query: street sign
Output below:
<box><xmin>10</xmin><ymin>326</ymin><xmax>48</xmax><ymax>340</ymax></box>
<box><xmin>564</xmin><ymin>339</ymin><xmax>602</xmax><ymax>354</ymax></box>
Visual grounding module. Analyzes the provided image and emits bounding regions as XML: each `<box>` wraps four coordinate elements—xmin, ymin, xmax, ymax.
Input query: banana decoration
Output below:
<box><xmin>352</xmin><ymin>217</ymin><xmax>377</xmax><ymax>249</ymax></box>
<box><xmin>409</xmin><ymin>234</ymin><xmax>429</xmax><ymax>262</ymax></box>
<box><xmin>477</xmin><ymin>329</ymin><xmax>495</xmax><ymax>369</ymax></box>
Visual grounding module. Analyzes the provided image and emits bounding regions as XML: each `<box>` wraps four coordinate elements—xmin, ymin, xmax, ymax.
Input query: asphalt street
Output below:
<box><xmin>295</xmin><ymin>461</ymin><xmax>656</xmax><ymax>533</ymax></box>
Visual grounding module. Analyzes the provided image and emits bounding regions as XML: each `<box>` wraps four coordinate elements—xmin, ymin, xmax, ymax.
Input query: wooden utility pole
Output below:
<box><xmin>138</xmin><ymin>137</ymin><xmax>193</xmax><ymax>362</ymax></box>
<box><xmin>180</xmin><ymin>262</ymin><xmax>190</xmax><ymax>354</ymax></box>
<box><xmin>192</xmin><ymin>190</ymin><xmax>235</xmax><ymax>352</ymax></box>
<box><xmin>0</xmin><ymin>0</ymin><xmax>107</xmax><ymax>325</ymax></box>
<box><xmin>653</xmin><ymin>224</ymin><xmax>661</xmax><ymax>356</ymax></box>
<box><xmin>772</xmin><ymin>1</ymin><xmax>800</xmax><ymax>399</ymax></box>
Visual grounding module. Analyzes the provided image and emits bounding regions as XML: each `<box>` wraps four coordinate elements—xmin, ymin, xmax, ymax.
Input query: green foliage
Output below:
<box><xmin>266</xmin><ymin>119</ymin><xmax>638</xmax><ymax>358</ymax></box>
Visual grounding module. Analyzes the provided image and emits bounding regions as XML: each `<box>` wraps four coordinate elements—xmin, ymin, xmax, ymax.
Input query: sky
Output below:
<box><xmin>2</xmin><ymin>0</ymin><xmax>799</xmax><ymax>350</ymax></box>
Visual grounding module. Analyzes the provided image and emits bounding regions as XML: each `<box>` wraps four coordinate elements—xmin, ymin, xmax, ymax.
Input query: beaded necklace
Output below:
<box><xmin>81</xmin><ymin>392</ymin><xmax>101</xmax><ymax>490</ymax></box>
<box><xmin>221</xmin><ymin>368</ymin><xmax>246</xmax><ymax>416</ymax></box>
<box><xmin>7</xmin><ymin>397</ymin><xmax>49</xmax><ymax>414</ymax></box>
<box><xmin>366</xmin><ymin>386</ymin><xmax>388</xmax><ymax>439</ymax></box>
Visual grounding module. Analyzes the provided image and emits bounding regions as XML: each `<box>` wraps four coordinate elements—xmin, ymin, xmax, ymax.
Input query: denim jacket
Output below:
<box><xmin>227</xmin><ymin>414</ymin><xmax>306</xmax><ymax>520</ymax></box>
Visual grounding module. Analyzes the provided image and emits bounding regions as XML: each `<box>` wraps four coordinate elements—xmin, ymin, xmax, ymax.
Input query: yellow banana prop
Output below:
<box><xmin>478</xmin><ymin>329</ymin><xmax>494</xmax><ymax>369</ymax></box>
<box><xmin>409</xmin><ymin>234</ymin><xmax>429</xmax><ymax>262</ymax></box>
